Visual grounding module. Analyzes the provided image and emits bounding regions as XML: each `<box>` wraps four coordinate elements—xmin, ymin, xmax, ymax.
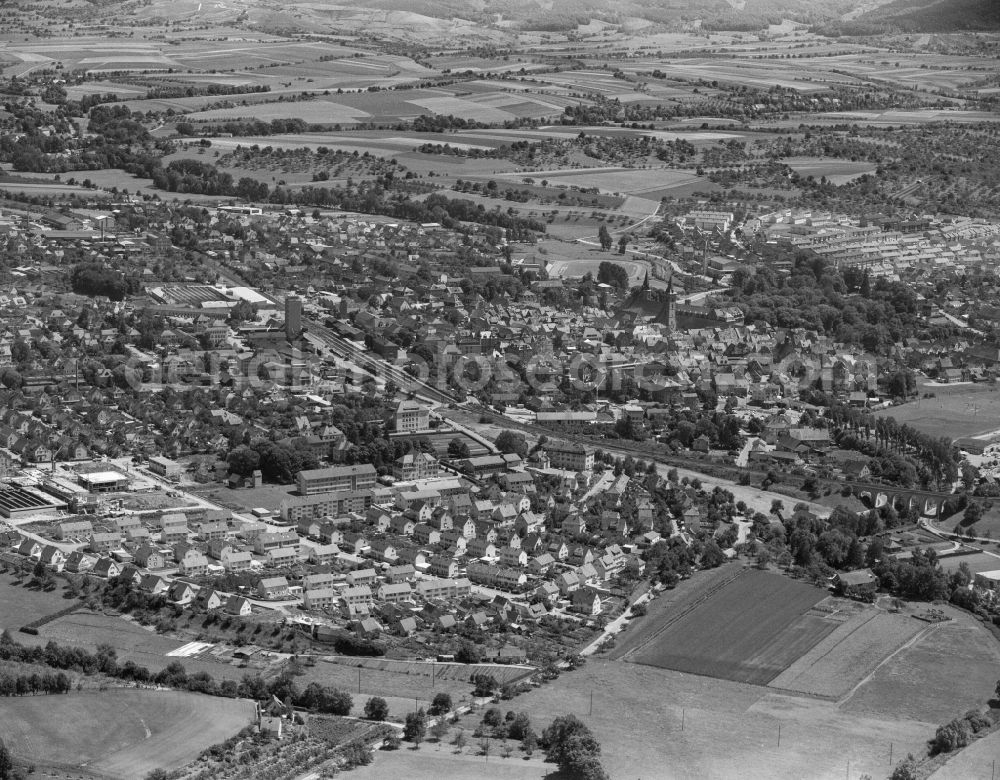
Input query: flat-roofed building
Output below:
<box><xmin>281</xmin><ymin>490</ymin><xmax>372</xmax><ymax>523</ymax></box>
<box><xmin>297</xmin><ymin>465</ymin><xmax>377</xmax><ymax>496</ymax></box>
<box><xmin>77</xmin><ymin>470</ymin><xmax>129</xmax><ymax>493</ymax></box>
<box><xmin>148</xmin><ymin>456</ymin><xmax>182</xmax><ymax>481</ymax></box>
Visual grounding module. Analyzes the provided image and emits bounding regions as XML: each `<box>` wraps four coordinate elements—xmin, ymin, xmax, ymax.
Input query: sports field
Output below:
<box><xmin>783</xmin><ymin>156</ymin><xmax>878</xmax><ymax>185</ymax></box>
<box><xmin>0</xmin><ymin>689</ymin><xmax>254</xmax><ymax>779</ymax></box>
<box><xmin>627</xmin><ymin>569</ymin><xmax>836</xmax><ymax>685</ymax></box>
<box><xmin>874</xmin><ymin>384</ymin><xmax>1000</xmax><ymax>442</ymax></box>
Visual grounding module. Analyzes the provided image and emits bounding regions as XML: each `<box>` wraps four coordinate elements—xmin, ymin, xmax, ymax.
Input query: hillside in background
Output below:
<box><xmin>821</xmin><ymin>0</ymin><xmax>1000</xmax><ymax>34</ymax></box>
<box><xmin>360</xmin><ymin>0</ymin><xmax>871</xmax><ymax>31</ymax></box>
<box><xmin>9</xmin><ymin>0</ymin><xmax>999</xmax><ymax>35</ymax></box>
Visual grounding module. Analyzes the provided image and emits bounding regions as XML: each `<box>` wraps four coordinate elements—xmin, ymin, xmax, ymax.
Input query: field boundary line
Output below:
<box><xmin>836</xmin><ymin>620</ymin><xmax>944</xmax><ymax>707</ymax></box>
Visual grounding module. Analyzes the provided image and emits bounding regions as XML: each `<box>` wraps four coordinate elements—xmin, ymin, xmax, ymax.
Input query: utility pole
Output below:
<box><xmin>777</xmin><ymin>724</ymin><xmax>781</xmax><ymax>748</ymax></box>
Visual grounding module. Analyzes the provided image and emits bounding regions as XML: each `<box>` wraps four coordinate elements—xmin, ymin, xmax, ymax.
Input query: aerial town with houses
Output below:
<box><xmin>2</xmin><ymin>190</ymin><xmax>1000</xmax><ymax>669</ymax></box>
<box><xmin>3</xmin><ymin>1</ymin><xmax>1000</xmax><ymax>776</ymax></box>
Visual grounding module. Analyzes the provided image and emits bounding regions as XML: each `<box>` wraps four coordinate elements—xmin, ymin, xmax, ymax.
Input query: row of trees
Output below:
<box><xmin>0</xmin><ymin>670</ymin><xmax>72</xmax><ymax>696</ymax></box>
<box><xmin>0</xmin><ymin>632</ymin><xmax>354</xmax><ymax>713</ymax></box>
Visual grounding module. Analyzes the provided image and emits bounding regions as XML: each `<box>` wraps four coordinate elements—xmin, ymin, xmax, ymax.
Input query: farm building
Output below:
<box><xmin>835</xmin><ymin>569</ymin><xmax>878</xmax><ymax>600</ymax></box>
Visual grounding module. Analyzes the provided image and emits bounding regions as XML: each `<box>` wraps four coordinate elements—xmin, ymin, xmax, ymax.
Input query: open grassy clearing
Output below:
<box><xmin>532</xmin><ymin>167</ymin><xmax>715</xmax><ymax>198</ymax></box>
<box><xmin>35</xmin><ymin>610</ymin><xmax>252</xmax><ymax>679</ymax></box>
<box><xmin>0</xmin><ymin>180</ymin><xmax>111</xmax><ymax>198</ymax></box>
<box><xmin>841</xmin><ymin>607</ymin><xmax>1000</xmax><ymax>723</ymax></box>
<box><xmin>349</xmin><ymin>749</ymin><xmax>551</xmax><ymax>780</ymax></box>
<box><xmin>768</xmin><ymin>606</ymin><xmax>924</xmax><ymax>699</ymax></box>
<box><xmin>3</xmin><ymin>166</ymin><xmax>230</xmax><ymax>202</ymax></box>
<box><xmin>875</xmin><ymin>384</ymin><xmax>1000</xmax><ymax>442</ymax></box>
<box><xmin>783</xmin><ymin>156</ymin><xmax>878</xmax><ymax>185</ymax></box>
<box><xmin>193</xmin><ymin>482</ymin><xmax>297</xmax><ymax>513</ymax></box>
<box><xmin>626</xmin><ymin>569</ymin><xmax>835</xmax><ymax>685</ymax></box>
<box><xmin>0</xmin><ymin>689</ymin><xmax>254</xmax><ymax>779</ymax></box>
<box><xmin>512</xmin><ymin>657</ymin><xmax>932</xmax><ymax>780</ymax></box>
<box><xmin>336</xmin><ymin>657</ymin><xmax>532</xmax><ymax>686</ymax></box>
<box><xmin>0</xmin><ymin>573</ymin><xmax>76</xmax><ymax>631</ymax></box>
<box><xmin>291</xmin><ymin>659</ymin><xmax>474</xmax><ymax>709</ymax></box>
<box><xmin>946</xmin><ymin>506</ymin><xmax>1000</xmax><ymax>539</ymax></box>
<box><xmin>40</xmin><ymin>611</ymin><xmax>186</xmax><ymax>656</ymax></box>
<box><xmin>938</xmin><ymin>551</ymin><xmax>1000</xmax><ymax>574</ymax></box>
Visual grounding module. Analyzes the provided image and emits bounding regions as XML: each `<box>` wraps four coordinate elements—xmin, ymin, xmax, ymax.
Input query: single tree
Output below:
<box><xmin>598</xmin><ymin>224</ymin><xmax>613</xmax><ymax>251</ymax></box>
<box><xmin>431</xmin><ymin>718</ymin><xmax>450</xmax><ymax>742</ymax></box>
<box><xmin>429</xmin><ymin>692</ymin><xmax>453</xmax><ymax>716</ymax></box>
<box><xmin>404</xmin><ymin>708</ymin><xmax>427</xmax><ymax>746</ymax></box>
<box><xmin>364</xmin><ymin>696</ymin><xmax>389</xmax><ymax>721</ymax></box>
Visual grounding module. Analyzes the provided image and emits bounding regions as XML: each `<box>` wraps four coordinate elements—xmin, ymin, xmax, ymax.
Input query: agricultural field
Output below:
<box><xmin>0</xmin><ymin>689</ymin><xmax>255</xmax><ymax>779</ymax></box>
<box><xmin>841</xmin><ymin>606</ymin><xmax>1000</xmax><ymax>723</ymax></box>
<box><xmin>874</xmin><ymin>384</ymin><xmax>1000</xmax><ymax>442</ymax></box>
<box><xmin>512</xmin><ymin>657</ymin><xmax>931</xmax><ymax>780</ymax></box>
<box><xmin>768</xmin><ymin>606</ymin><xmax>925</xmax><ymax>699</ymax></box>
<box><xmin>526</xmin><ymin>167</ymin><xmax>717</xmax><ymax>199</ymax></box>
<box><xmin>185</xmin><ymin>100</ymin><xmax>374</xmax><ymax>125</ymax></box>
<box><xmin>625</xmin><ymin>569</ymin><xmax>836</xmax><ymax>685</ymax></box>
<box><xmin>184</xmin><ymin>87</ymin><xmax>577</xmax><ymax>126</ymax></box>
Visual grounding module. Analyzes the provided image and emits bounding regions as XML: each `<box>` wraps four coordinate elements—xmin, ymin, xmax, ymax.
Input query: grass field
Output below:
<box><xmin>40</xmin><ymin>611</ymin><xmax>186</xmax><ymax>656</ymax></box>
<box><xmin>783</xmin><ymin>156</ymin><xmax>878</xmax><ymax>185</ymax></box>
<box><xmin>626</xmin><ymin>569</ymin><xmax>835</xmax><ymax>685</ymax></box>
<box><xmin>0</xmin><ymin>689</ymin><xmax>254</xmax><ymax>779</ymax></box>
<box><xmin>36</xmin><ymin>610</ymin><xmax>250</xmax><ymax>680</ymax></box>
<box><xmin>511</xmin><ymin>657</ymin><xmax>932</xmax><ymax>780</ymax></box>
<box><xmin>946</xmin><ymin>506</ymin><xmax>1000</xmax><ymax>539</ymax></box>
<box><xmin>938</xmin><ymin>551</ymin><xmax>1000</xmax><ymax>574</ymax></box>
<box><xmin>0</xmin><ymin>573</ymin><xmax>76</xmax><ymax>632</ymax></box>
<box><xmin>929</xmin><ymin>728</ymin><xmax>1000</xmax><ymax>780</ymax></box>
<box><xmin>874</xmin><ymin>384</ymin><xmax>1000</xmax><ymax>441</ymax></box>
<box><xmin>349</xmin><ymin>749</ymin><xmax>551</xmax><ymax>780</ymax></box>
<box><xmin>842</xmin><ymin>606</ymin><xmax>1000</xmax><ymax>723</ymax></box>
<box><xmin>769</xmin><ymin>606</ymin><xmax>925</xmax><ymax>699</ymax></box>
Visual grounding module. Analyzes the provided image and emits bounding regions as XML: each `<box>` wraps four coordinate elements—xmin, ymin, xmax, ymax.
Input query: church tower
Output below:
<box><xmin>664</xmin><ymin>275</ymin><xmax>677</xmax><ymax>332</ymax></box>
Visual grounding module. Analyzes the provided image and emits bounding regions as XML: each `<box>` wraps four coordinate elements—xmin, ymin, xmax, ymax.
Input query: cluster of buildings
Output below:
<box><xmin>763</xmin><ymin>209</ymin><xmax>1000</xmax><ymax>276</ymax></box>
